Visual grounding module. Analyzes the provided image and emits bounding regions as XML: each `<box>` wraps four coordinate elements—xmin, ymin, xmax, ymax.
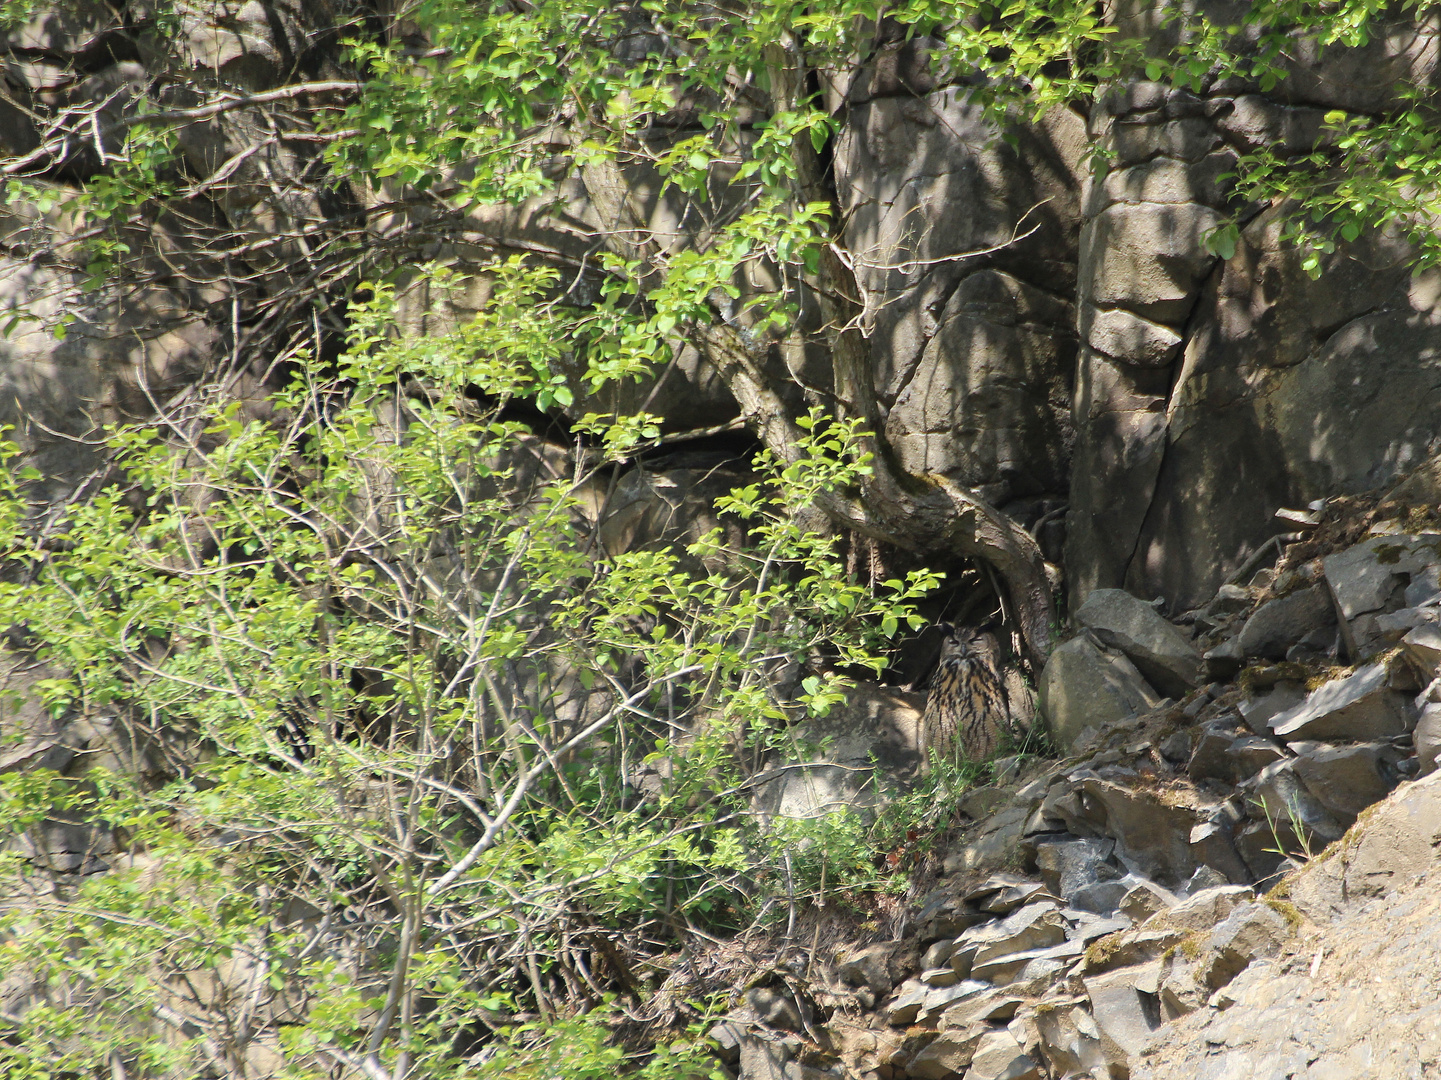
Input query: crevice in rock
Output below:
<box><xmin>1120</xmin><ymin>254</ymin><xmax>1225</xmax><ymax>592</ymax></box>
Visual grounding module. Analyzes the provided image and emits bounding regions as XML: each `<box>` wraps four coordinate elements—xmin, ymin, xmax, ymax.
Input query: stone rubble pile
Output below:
<box><xmin>716</xmin><ymin>523</ymin><xmax>1441</xmax><ymax>1079</ymax></box>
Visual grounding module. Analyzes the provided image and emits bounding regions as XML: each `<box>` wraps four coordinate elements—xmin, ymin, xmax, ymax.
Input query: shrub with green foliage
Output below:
<box><xmin>0</xmin><ymin>262</ymin><xmax>941</xmax><ymax>1077</ymax></box>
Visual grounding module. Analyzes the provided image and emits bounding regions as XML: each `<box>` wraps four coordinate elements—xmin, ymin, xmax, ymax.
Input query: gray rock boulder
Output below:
<box><xmin>1323</xmin><ymin>533</ymin><xmax>1441</xmax><ymax>658</ymax></box>
<box><xmin>1235</xmin><ymin>585</ymin><xmax>1336</xmax><ymax>660</ymax></box>
<box><xmin>1076</xmin><ymin>588</ymin><xmax>1203</xmax><ymax>695</ymax></box>
<box><xmin>1039</xmin><ymin>636</ymin><xmax>1163</xmax><ymax>751</ymax></box>
<box><xmin>1084</xmin><ymin>964</ymin><xmax>1165</xmax><ymax>1064</ymax></box>
<box><xmin>907</xmin><ymin>1026</ymin><xmax>986</xmax><ymax>1079</ymax></box>
<box><xmin>964</xmin><ymin>1029</ymin><xmax>1042</xmax><ymax>1080</ymax></box>
<box><xmin>1268</xmin><ymin>662</ymin><xmax>1415</xmax><ymax>742</ymax></box>
<box><xmin>1417</xmin><ymin>703</ymin><xmax>1441</xmax><ymax>776</ymax></box>
<box><xmin>1193</xmin><ymin>901</ymin><xmax>1292</xmax><ymax>992</ymax></box>
<box><xmin>1033</xmin><ymin>837</ymin><xmax>1122</xmax><ymax>899</ymax></box>
<box><xmin>956</xmin><ymin>902</ymin><xmax>1069</xmax><ymax>966</ymax></box>
<box><xmin>1291</xmin><ymin>741</ymin><xmax>1405</xmax><ymax>821</ymax></box>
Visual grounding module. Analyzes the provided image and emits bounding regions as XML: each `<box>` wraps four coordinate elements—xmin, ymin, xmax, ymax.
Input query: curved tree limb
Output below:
<box><xmin>575</xmin><ymin>89</ymin><xmax>1058</xmax><ymax>667</ymax></box>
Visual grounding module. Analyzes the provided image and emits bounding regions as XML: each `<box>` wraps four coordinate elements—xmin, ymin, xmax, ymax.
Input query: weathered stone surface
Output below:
<box><xmin>738</xmin><ymin>1035</ymin><xmax>792</xmax><ymax>1080</ymax></box>
<box><xmin>1195</xmin><ymin>901</ymin><xmax>1291</xmax><ymax>991</ymax></box>
<box><xmin>1238</xmin><ymin>681</ymin><xmax>1307</xmax><ymax>735</ymax></box>
<box><xmin>970</xmin><ymin>938</ymin><xmax>1084</xmax><ymax>985</ymax></box>
<box><xmin>1076</xmin><ymin>588</ymin><xmax>1203</xmax><ymax>695</ymax></box>
<box><xmin>1268</xmin><ymin>662</ymin><xmax>1415</xmax><ymax>742</ymax></box>
<box><xmin>1236</xmin><ymin>762</ymin><xmax>1345</xmax><ymax>875</ymax></box>
<box><xmin>1077</xmin><ymin>202</ymin><xmax>1223</xmax><ymax>323</ymax></box>
<box><xmin>1090</xmin><ymin>225</ymin><xmax>1441</xmax><ymax>612</ymax></box>
<box><xmin>1108</xmin><ymin>116</ymin><xmax>1221</xmax><ymax>167</ymax></box>
<box><xmin>837</xmin><ymin>941</ymin><xmax>912</xmax><ymax>995</ymax></box>
<box><xmin>943</xmin><ymin>805</ymin><xmax>1031</xmax><ymax>877</ymax></box>
<box><xmin>886</xmin><ymin>980</ymin><xmax>929</xmax><ymax>1026</ymax></box>
<box><xmin>1145</xmin><ymin>885</ymin><xmax>1254</xmax><ymax>932</ymax></box>
<box><xmin>835</xmin><ymin>90</ymin><xmax>1085</xmax><ymax>398</ymax></box>
<box><xmin>708</xmin><ymin>1019</ymin><xmax>747</xmax><ymax>1065</ymax></box>
<box><xmin>907</xmin><ymin>1026</ymin><xmax>986</xmax><ymax>1080</ymax></box>
<box><xmin>1084</xmin><ymin>964</ymin><xmax>1164</xmax><ymax>1062</ymax></box>
<box><xmin>1291</xmin><ymin>741</ymin><xmax>1404</xmax><ymax>821</ymax></box>
<box><xmin>922</xmin><ymin>938</ymin><xmax>959</xmax><ymax>971</ymax></box>
<box><xmin>1225</xmin><ymin>735</ymin><xmax>1288</xmax><ymax>781</ymax></box>
<box><xmin>939</xmin><ymin>989</ymin><xmax>1025</xmax><ymax>1029</ymax></box>
<box><xmin>884</xmin><ymin>270</ymin><xmax>1075</xmax><ymax>502</ymax></box>
<box><xmin>1236</xmin><ymin>586</ymin><xmax>1336</xmax><ymax>660</ymax></box>
<box><xmin>1078</xmin><ymin>778</ymin><xmax>1202</xmax><ymax>886</ymax></box>
<box><xmin>1068</xmin><ymin>878</ymin><xmax>1130</xmax><ymax>915</ymax></box>
<box><xmin>963</xmin><ymin>1029</ymin><xmax>1041</xmax><ymax>1080</ymax></box>
<box><xmin>916</xmin><ymin>886</ymin><xmax>993</xmax><ymax>941</ymax></box>
<box><xmin>1083</xmin><ymin>928</ymin><xmax>1185</xmax><ymax>975</ymax></box>
<box><xmin>1034</xmin><ymin>1000</ymin><xmax>1110</xmax><ymax>1077</ymax></box>
<box><xmin>1403</xmin><ymin>622</ymin><xmax>1441</xmax><ymax>678</ymax></box>
<box><xmin>746</xmin><ymin>987</ymin><xmax>802</xmax><ymax>1031</ymax></box>
<box><xmin>1186</xmin><ymin>719</ymin><xmax>1244</xmax><ymax>783</ymax></box>
<box><xmin>1418</xmin><ymin>703</ymin><xmax>1441</xmax><ymax>776</ymax></box>
<box><xmin>1081</xmin><ymin>305</ymin><xmax>1183</xmax><ymax>366</ymax></box>
<box><xmin>1324</xmin><ymin>533</ymin><xmax>1441</xmax><ymax>621</ymax></box>
<box><xmin>979</xmin><ymin>881</ymin><xmax>1053</xmax><ymax>914</ymax></box>
<box><xmin>1188</xmin><ymin>821</ymin><xmax>1253</xmax><ymax>886</ymax></box>
<box><xmin>1214</xmin><ymin>95</ymin><xmax>1329</xmax><ymax>153</ymax></box>
<box><xmin>1093</xmin><ymin>152</ymin><xmax>1237</xmax><ymax>212</ymax></box>
<box><xmin>959</xmin><ymin>902</ymin><xmax>1068</xmax><ymax>966</ymax></box>
<box><xmin>1118</xmin><ymin>878</ymin><xmax>1180</xmax><ymax>922</ymax></box>
<box><xmin>1033</xmin><ymin>837</ymin><xmax>1121</xmax><ymax>899</ymax></box>
<box><xmin>1039</xmin><ymin>636</ymin><xmax>1163</xmax><ymax>751</ymax></box>
<box><xmin>915</xmin><ymin>982</ymin><xmax>995</xmax><ymax>1027</ymax></box>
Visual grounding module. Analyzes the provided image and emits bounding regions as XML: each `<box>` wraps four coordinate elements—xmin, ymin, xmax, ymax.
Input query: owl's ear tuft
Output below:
<box><xmin>934</xmin><ymin>621</ymin><xmax>956</xmax><ymax>639</ymax></box>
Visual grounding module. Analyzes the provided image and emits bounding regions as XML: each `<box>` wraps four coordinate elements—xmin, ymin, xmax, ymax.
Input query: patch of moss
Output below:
<box><xmin>1237</xmin><ymin>661</ymin><xmax>1311</xmax><ymax>696</ymax></box>
<box><xmin>1084</xmin><ymin>935</ymin><xmax>1123</xmax><ymax>970</ymax></box>
<box><xmin>1374</xmin><ymin>542</ymin><xmax>1406</xmax><ymax>565</ymax></box>
<box><xmin>1303</xmin><ymin>664</ymin><xmax>1351</xmax><ymax>692</ymax></box>
<box><xmin>1263</xmin><ymin>897</ymin><xmax>1305</xmax><ymax>932</ymax></box>
<box><xmin>1177</xmin><ymin>930</ymin><xmax>1208</xmax><ymax>961</ymax></box>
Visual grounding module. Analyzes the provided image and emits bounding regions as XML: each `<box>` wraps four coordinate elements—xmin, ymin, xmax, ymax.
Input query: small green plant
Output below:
<box><xmin>1258</xmin><ymin>789</ymin><xmax>1320</xmax><ymax>864</ymax></box>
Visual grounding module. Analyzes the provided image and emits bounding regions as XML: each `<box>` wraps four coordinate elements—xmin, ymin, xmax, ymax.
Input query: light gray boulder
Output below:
<box><xmin>1292</xmin><ymin>741</ymin><xmax>1405</xmax><ymax>820</ymax></box>
<box><xmin>1076</xmin><ymin>588</ymin><xmax>1203</xmax><ymax>696</ymax></box>
<box><xmin>1323</xmin><ymin>533</ymin><xmax>1441</xmax><ymax>657</ymax></box>
<box><xmin>1039</xmin><ymin>635</ymin><xmax>1162</xmax><ymax>751</ymax></box>
<box><xmin>1117</xmin><ymin>878</ymin><xmax>1180</xmax><ymax>922</ymax></box>
<box><xmin>1033</xmin><ymin>837</ymin><xmax>1121</xmax><ymax>900</ymax></box>
<box><xmin>1195</xmin><ymin>901</ymin><xmax>1291</xmax><ymax>992</ymax></box>
<box><xmin>1269</xmin><ymin>662</ymin><xmax>1415</xmax><ymax>742</ymax></box>
<box><xmin>1239</xmin><ymin>759</ymin><xmax>1348</xmax><ymax>857</ymax></box>
<box><xmin>963</xmin><ymin>1029</ymin><xmax>1042</xmax><ymax>1080</ymax></box>
<box><xmin>1238</xmin><ymin>680</ymin><xmax>1307</xmax><ymax>735</ymax></box>
<box><xmin>907</xmin><ymin>1026</ymin><xmax>986</xmax><ymax>1080</ymax></box>
<box><xmin>1034</xmin><ymin>1000</ymin><xmax>1110</xmax><ymax>1078</ymax></box>
<box><xmin>1084</xmin><ymin>964</ymin><xmax>1165</xmax><ymax>1064</ymax></box>
<box><xmin>957</xmin><ymin>902</ymin><xmax>1069</xmax><ymax>966</ymax></box>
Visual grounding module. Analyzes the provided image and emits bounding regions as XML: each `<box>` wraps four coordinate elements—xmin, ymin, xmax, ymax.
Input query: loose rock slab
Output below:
<box><xmin>1269</xmin><ymin>662</ymin><xmax>1414</xmax><ymax>742</ymax></box>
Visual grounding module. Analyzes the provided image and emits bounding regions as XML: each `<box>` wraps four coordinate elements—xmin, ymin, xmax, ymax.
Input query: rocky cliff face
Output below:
<box><xmin>8</xmin><ymin>6</ymin><xmax>1441</xmax><ymax>611</ymax></box>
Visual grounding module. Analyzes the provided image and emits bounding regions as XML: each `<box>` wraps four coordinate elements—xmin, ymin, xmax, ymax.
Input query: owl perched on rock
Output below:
<box><xmin>921</xmin><ymin>623</ymin><xmax>1013</xmax><ymax>763</ymax></box>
